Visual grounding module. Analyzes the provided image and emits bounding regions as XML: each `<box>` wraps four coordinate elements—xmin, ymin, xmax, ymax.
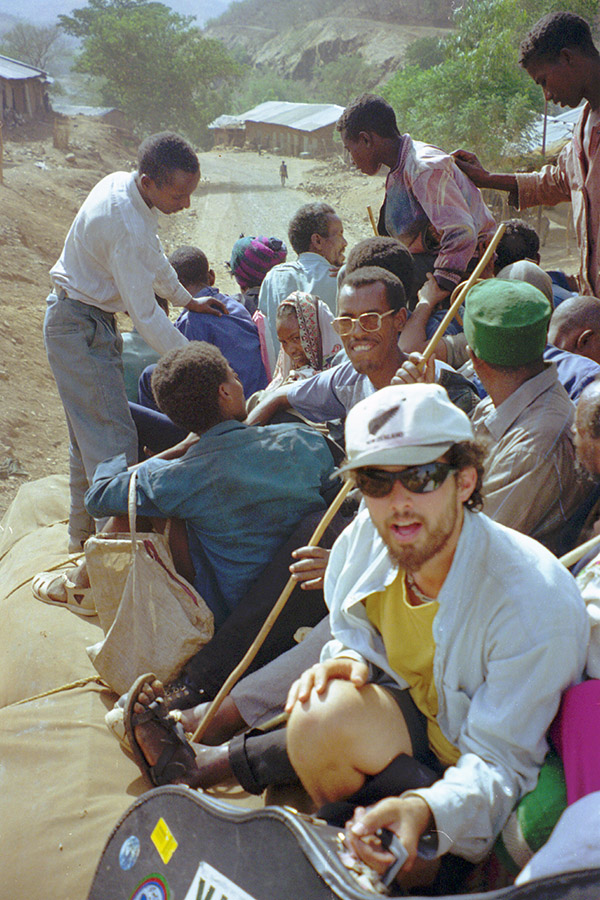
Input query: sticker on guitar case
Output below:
<box><xmin>151</xmin><ymin>817</ymin><xmax>178</xmax><ymax>865</ymax></box>
<box><xmin>184</xmin><ymin>861</ymin><xmax>257</xmax><ymax>900</ymax></box>
<box><xmin>129</xmin><ymin>872</ymin><xmax>170</xmax><ymax>900</ymax></box>
<box><xmin>119</xmin><ymin>834</ymin><xmax>141</xmax><ymax>871</ymax></box>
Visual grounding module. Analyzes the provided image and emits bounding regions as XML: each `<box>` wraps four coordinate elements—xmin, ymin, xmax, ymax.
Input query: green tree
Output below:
<box><xmin>0</xmin><ymin>22</ymin><xmax>64</xmax><ymax>70</ymax></box>
<box><xmin>403</xmin><ymin>35</ymin><xmax>446</xmax><ymax>71</ymax></box>
<box><xmin>383</xmin><ymin>0</ymin><xmax>599</xmax><ymax>164</ymax></box>
<box><xmin>231</xmin><ymin>69</ymin><xmax>310</xmax><ymax>113</ymax></box>
<box><xmin>60</xmin><ymin>0</ymin><xmax>241</xmax><ymax>145</ymax></box>
<box><xmin>313</xmin><ymin>54</ymin><xmax>377</xmax><ymax>106</ymax></box>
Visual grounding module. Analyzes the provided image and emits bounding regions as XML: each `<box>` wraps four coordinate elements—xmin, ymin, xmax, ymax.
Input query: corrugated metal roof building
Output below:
<box><xmin>208</xmin><ymin>112</ymin><xmax>246</xmax><ymax>147</ymax></box>
<box><xmin>210</xmin><ymin>101</ymin><xmax>344</xmax><ymax>156</ymax></box>
<box><xmin>521</xmin><ymin>105</ymin><xmax>581</xmax><ymax>155</ymax></box>
<box><xmin>0</xmin><ymin>55</ymin><xmax>51</xmax><ymax>123</ymax></box>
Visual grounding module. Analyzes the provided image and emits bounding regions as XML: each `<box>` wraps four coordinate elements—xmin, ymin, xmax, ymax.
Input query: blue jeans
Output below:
<box><xmin>44</xmin><ymin>292</ymin><xmax>138</xmax><ymax>548</ymax></box>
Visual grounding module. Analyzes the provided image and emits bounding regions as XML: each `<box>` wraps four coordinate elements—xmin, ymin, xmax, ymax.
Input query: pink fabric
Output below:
<box><xmin>551</xmin><ymin>679</ymin><xmax>600</xmax><ymax>805</ymax></box>
<box><xmin>252</xmin><ymin>310</ymin><xmax>272</xmax><ymax>380</ymax></box>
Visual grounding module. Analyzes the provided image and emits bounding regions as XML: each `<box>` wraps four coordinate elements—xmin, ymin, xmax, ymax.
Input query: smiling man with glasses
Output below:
<box><xmin>246</xmin><ymin>265</ymin><xmax>478</xmax><ymax>426</ymax></box>
<box><xmin>284</xmin><ymin>382</ymin><xmax>588</xmax><ymax>892</ymax></box>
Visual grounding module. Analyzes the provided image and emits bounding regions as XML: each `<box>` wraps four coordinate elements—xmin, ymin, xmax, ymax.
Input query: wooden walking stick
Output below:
<box><xmin>417</xmin><ymin>222</ymin><xmax>506</xmax><ymax>367</ymax></box>
<box><xmin>559</xmin><ymin>532</ymin><xmax>600</xmax><ymax>569</ymax></box>
<box><xmin>190</xmin><ymin>225</ymin><xmax>507</xmax><ymax>744</ymax></box>
<box><xmin>367</xmin><ymin>205</ymin><xmax>378</xmax><ymax>236</ymax></box>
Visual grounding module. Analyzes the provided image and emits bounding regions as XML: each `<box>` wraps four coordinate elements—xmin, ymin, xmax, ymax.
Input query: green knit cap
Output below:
<box><xmin>463</xmin><ymin>279</ymin><xmax>552</xmax><ymax>366</ymax></box>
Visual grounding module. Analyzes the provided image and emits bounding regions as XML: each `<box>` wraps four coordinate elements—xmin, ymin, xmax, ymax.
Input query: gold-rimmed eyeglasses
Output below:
<box><xmin>331</xmin><ymin>309</ymin><xmax>395</xmax><ymax>336</ymax></box>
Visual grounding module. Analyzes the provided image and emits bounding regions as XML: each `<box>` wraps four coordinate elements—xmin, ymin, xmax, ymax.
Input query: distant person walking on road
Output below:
<box><xmin>280</xmin><ymin>160</ymin><xmax>288</xmax><ymax>187</ymax></box>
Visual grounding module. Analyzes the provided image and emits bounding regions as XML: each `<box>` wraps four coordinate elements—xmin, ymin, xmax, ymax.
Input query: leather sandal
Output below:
<box><xmin>125</xmin><ymin>673</ymin><xmax>197</xmax><ymax>788</ymax></box>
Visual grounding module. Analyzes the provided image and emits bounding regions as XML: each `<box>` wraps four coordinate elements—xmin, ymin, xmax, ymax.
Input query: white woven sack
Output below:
<box><xmin>85</xmin><ymin>470</ymin><xmax>214</xmax><ymax>694</ymax></box>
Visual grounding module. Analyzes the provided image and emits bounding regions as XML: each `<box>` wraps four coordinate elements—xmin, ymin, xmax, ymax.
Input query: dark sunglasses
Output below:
<box><xmin>354</xmin><ymin>462</ymin><xmax>457</xmax><ymax>498</ymax></box>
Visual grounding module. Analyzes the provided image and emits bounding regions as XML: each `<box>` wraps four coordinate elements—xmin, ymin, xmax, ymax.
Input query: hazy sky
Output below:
<box><xmin>0</xmin><ymin>0</ymin><xmax>233</xmax><ymax>28</ymax></box>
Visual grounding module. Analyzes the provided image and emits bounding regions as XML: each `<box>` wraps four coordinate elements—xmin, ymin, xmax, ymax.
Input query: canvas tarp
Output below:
<box><xmin>0</xmin><ymin>475</ymin><xmax>259</xmax><ymax>900</ymax></box>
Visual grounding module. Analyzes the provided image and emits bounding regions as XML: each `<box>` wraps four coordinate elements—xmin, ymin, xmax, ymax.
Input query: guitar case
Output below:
<box><xmin>87</xmin><ymin>786</ymin><xmax>600</xmax><ymax>900</ymax></box>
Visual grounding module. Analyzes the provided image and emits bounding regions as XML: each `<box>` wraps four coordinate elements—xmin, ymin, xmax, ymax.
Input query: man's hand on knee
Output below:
<box><xmin>285</xmin><ymin>657</ymin><xmax>368</xmax><ymax>713</ymax></box>
<box><xmin>346</xmin><ymin>796</ymin><xmax>434</xmax><ymax>876</ymax></box>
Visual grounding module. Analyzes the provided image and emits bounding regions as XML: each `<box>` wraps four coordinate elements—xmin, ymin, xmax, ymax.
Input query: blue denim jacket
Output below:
<box><xmin>85</xmin><ymin>420</ymin><xmax>334</xmax><ymax>626</ymax></box>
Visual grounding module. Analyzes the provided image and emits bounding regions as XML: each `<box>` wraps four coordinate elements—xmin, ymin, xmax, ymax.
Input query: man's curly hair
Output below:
<box><xmin>519</xmin><ymin>12</ymin><xmax>598</xmax><ymax>68</ymax></box>
<box><xmin>345</xmin><ymin>237</ymin><xmax>414</xmax><ymax>298</ymax></box>
<box><xmin>288</xmin><ymin>202</ymin><xmax>336</xmax><ymax>255</ymax></box>
<box><xmin>336</xmin><ymin>94</ymin><xmax>400</xmax><ymax>141</ymax></box>
<box><xmin>445</xmin><ymin>440</ymin><xmax>487</xmax><ymax>511</ymax></box>
<box><xmin>137</xmin><ymin>132</ymin><xmax>199</xmax><ymax>186</ymax></box>
<box><xmin>151</xmin><ymin>342</ymin><xmax>230</xmax><ymax>435</ymax></box>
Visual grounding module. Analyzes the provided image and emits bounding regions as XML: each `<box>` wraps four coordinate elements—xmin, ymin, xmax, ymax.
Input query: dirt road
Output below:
<box><xmin>168</xmin><ymin>148</ymin><xmax>369</xmax><ymax>291</ymax></box>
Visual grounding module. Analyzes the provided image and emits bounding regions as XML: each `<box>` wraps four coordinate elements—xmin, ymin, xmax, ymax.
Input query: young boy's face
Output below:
<box><xmin>342</xmin><ymin>131</ymin><xmax>382</xmax><ymax>176</ymax></box>
<box><xmin>525</xmin><ymin>50</ymin><xmax>585</xmax><ymax>109</ymax></box>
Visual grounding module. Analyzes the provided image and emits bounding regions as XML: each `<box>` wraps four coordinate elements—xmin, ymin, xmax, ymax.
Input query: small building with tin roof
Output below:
<box><xmin>0</xmin><ymin>54</ymin><xmax>51</xmax><ymax>124</ymax></box>
<box><xmin>210</xmin><ymin>101</ymin><xmax>344</xmax><ymax>157</ymax></box>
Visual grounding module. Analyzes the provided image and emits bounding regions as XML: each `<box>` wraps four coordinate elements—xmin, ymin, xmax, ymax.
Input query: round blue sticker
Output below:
<box><xmin>129</xmin><ymin>876</ymin><xmax>168</xmax><ymax>900</ymax></box>
<box><xmin>119</xmin><ymin>835</ymin><xmax>141</xmax><ymax>871</ymax></box>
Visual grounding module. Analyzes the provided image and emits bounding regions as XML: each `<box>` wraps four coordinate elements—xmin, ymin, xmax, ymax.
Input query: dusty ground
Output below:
<box><xmin>0</xmin><ymin>116</ymin><xmax>580</xmax><ymax>516</ymax></box>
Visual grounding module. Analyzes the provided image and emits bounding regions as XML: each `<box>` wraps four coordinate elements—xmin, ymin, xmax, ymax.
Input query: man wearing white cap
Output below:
<box><xmin>286</xmin><ymin>383</ymin><xmax>588</xmax><ymax>891</ymax></box>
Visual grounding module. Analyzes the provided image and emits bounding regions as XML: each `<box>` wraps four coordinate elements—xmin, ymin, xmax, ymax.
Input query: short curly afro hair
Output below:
<box><xmin>345</xmin><ymin>237</ymin><xmax>414</xmax><ymax>298</ymax></box>
<box><xmin>336</xmin><ymin>94</ymin><xmax>400</xmax><ymax>141</ymax></box>
<box><xmin>288</xmin><ymin>202</ymin><xmax>336</xmax><ymax>255</ymax></box>
<box><xmin>151</xmin><ymin>342</ymin><xmax>230</xmax><ymax>435</ymax></box>
<box><xmin>137</xmin><ymin>132</ymin><xmax>199</xmax><ymax>187</ymax></box>
<box><xmin>519</xmin><ymin>12</ymin><xmax>598</xmax><ymax>67</ymax></box>
<box><xmin>494</xmin><ymin>219</ymin><xmax>540</xmax><ymax>271</ymax></box>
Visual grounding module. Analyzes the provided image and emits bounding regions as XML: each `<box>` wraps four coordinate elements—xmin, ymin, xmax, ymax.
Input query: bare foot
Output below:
<box><xmin>179</xmin><ymin>696</ymin><xmax>246</xmax><ymax>745</ymax></box>
<box><xmin>131</xmin><ymin>679</ymin><xmax>235</xmax><ymax>789</ymax></box>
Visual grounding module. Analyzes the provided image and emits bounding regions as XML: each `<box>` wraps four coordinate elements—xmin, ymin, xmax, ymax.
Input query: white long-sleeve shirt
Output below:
<box><xmin>50</xmin><ymin>171</ymin><xmax>191</xmax><ymax>355</ymax></box>
<box><xmin>322</xmin><ymin>508</ymin><xmax>588</xmax><ymax>862</ymax></box>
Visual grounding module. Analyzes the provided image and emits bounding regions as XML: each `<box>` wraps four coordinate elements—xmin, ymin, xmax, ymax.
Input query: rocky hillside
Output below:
<box><xmin>205</xmin><ymin>0</ymin><xmax>453</xmax><ymax>81</ymax></box>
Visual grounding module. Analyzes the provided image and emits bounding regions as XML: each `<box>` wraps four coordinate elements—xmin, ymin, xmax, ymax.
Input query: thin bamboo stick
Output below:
<box><xmin>420</xmin><ymin>222</ymin><xmax>506</xmax><ymax>365</ymax></box>
<box><xmin>559</xmin><ymin>531</ymin><xmax>600</xmax><ymax>568</ymax></box>
<box><xmin>367</xmin><ymin>205</ymin><xmax>378</xmax><ymax>236</ymax></box>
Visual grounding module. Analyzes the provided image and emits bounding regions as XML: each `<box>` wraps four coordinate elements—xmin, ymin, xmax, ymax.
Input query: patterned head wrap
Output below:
<box><xmin>270</xmin><ymin>291</ymin><xmax>342</xmax><ymax>388</ymax></box>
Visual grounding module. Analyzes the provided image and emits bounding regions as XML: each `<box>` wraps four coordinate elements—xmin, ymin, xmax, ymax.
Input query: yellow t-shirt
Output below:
<box><xmin>364</xmin><ymin>570</ymin><xmax>460</xmax><ymax>768</ymax></box>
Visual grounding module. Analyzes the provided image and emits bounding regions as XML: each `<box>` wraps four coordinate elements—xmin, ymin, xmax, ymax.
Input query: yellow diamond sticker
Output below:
<box><xmin>151</xmin><ymin>817</ymin><xmax>178</xmax><ymax>865</ymax></box>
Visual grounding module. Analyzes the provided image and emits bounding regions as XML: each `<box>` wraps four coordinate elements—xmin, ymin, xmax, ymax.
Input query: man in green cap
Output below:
<box><xmin>395</xmin><ymin>279</ymin><xmax>587</xmax><ymax>551</ymax></box>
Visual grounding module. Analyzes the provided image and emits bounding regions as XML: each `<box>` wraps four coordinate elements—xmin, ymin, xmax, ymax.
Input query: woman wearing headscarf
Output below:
<box><xmin>265</xmin><ymin>291</ymin><xmax>341</xmax><ymax>389</ymax></box>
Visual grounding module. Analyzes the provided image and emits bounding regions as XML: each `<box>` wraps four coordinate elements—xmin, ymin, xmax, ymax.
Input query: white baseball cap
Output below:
<box><xmin>337</xmin><ymin>383</ymin><xmax>474</xmax><ymax>474</ymax></box>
